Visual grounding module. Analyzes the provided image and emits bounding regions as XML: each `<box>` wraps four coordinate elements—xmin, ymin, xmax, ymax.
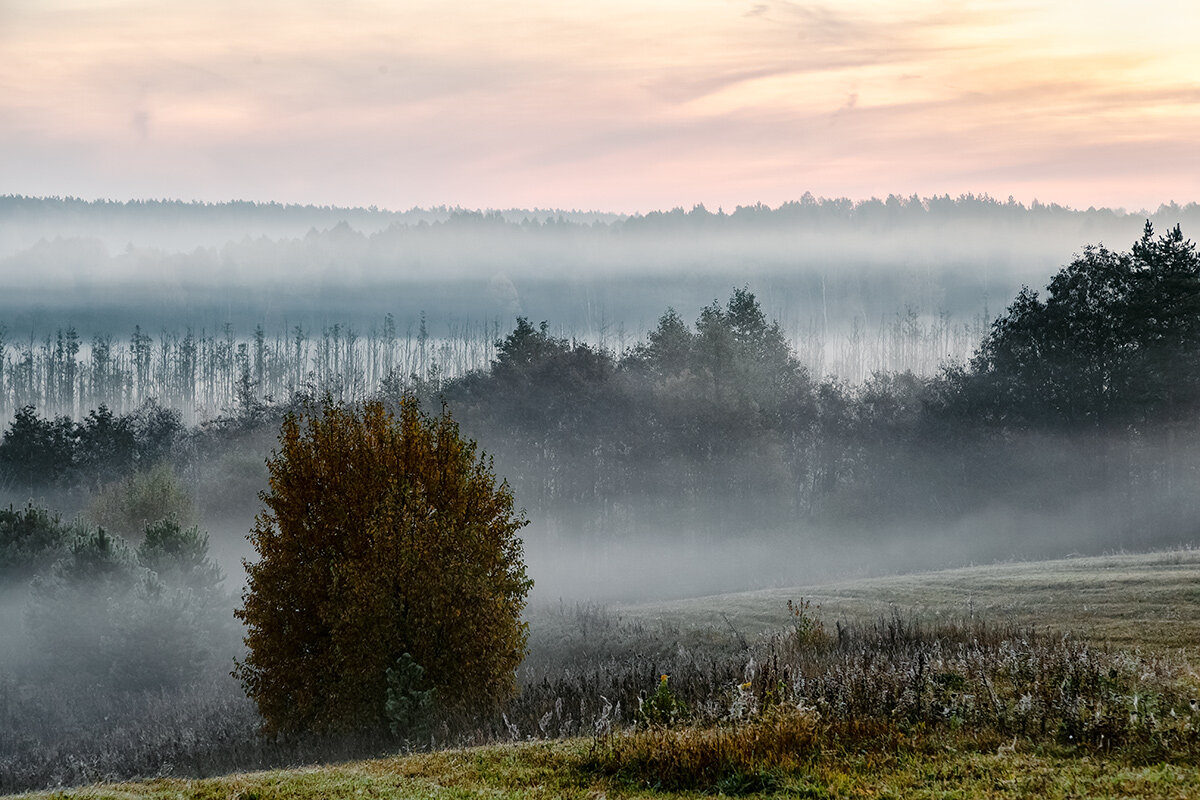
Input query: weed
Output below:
<box><xmin>7</xmin><ymin>592</ymin><xmax>1200</xmax><ymax>793</ymax></box>
<box><xmin>639</xmin><ymin>674</ymin><xmax>687</xmax><ymax>727</ymax></box>
<box><xmin>585</xmin><ymin>704</ymin><xmax>818</xmax><ymax>792</ymax></box>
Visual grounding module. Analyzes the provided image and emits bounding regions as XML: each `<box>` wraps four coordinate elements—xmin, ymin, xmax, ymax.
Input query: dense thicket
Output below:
<box><xmin>964</xmin><ymin>222</ymin><xmax>1200</xmax><ymax>430</ymax></box>
<box><xmin>0</xmin><ymin>401</ymin><xmax>182</xmax><ymax>495</ymax></box>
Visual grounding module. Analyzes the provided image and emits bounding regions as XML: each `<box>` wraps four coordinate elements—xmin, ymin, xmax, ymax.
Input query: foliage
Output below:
<box><xmin>447</xmin><ymin>288</ymin><xmax>816</xmax><ymax>529</ymax></box>
<box><xmin>639</xmin><ymin>673</ymin><xmax>688</xmax><ymax>727</ymax></box>
<box><xmin>786</xmin><ymin>597</ymin><xmax>826</xmax><ymax>645</ymax></box>
<box><xmin>235</xmin><ymin>395</ymin><xmax>532</xmax><ymax>734</ymax></box>
<box><xmin>968</xmin><ymin>223</ymin><xmax>1200</xmax><ymax>431</ymax></box>
<box><xmin>0</xmin><ymin>503</ymin><xmax>70</xmax><ymax>582</ymax></box>
<box><xmin>384</xmin><ymin>653</ymin><xmax>437</xmax><ymax>739</ymax></box>
<box><xmin>0</xmin><ymin>401</ymin><xmax>183</xmax><ymax>494</ymax></box>
<box><xmin>86</xmin><ymin>464</ymin><xmax>196</xmax><ymax>541</ymax></box>
<box><xmin>0</xmin><ymin>405</ymin><xmax>76</xmax><ymax>490</ymax></box>
<box><xmin>136</xmin><ymin>515</ymin><xmax>223</xmax><ymax>593</ymax></box>
<box><xmin>14</xmin><ymin>510</ymin><xmax>227</xmax><ymax>692</ymax></box>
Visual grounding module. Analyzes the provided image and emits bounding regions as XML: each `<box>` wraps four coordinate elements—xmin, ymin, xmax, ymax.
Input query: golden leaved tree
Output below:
<box><xmin>234</xmin><ymin>395</ymin><xmax>532</xmax><ymax>734</ymax></box>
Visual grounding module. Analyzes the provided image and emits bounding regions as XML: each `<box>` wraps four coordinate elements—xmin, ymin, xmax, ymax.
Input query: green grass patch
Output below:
<box><xmin>16</xmin><ymin>733</ymin><xmax>1200</xmax><ymax>800</ymax></box>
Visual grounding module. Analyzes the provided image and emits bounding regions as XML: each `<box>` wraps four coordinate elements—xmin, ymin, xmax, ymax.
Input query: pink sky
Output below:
<box><xmin>3</xmin><ymin>0</ymin><xmax>1199</xmax><ymax>213</ymax></box>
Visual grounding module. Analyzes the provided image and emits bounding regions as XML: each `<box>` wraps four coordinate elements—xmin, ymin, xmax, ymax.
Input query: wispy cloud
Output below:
<box><xmin>2</xmin><ymin>1</ymin><xmax>1198</xmax><ymax>210</ymax></box>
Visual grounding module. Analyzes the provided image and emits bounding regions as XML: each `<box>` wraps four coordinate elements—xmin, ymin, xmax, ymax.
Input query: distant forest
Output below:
<box><xmin>8</xmin><ymin>193</ymin><xmax>1200</xmax><ymax>255</ymax></box>
<box><xmin>4</xmin><ymin>222</ymin><xmax>1200</xmax><ymax>559</ymax></box>
<box><xmin>4</xmin><ymin>192</ymin><xmax>1199</xmax><ymax>398</ymax></box>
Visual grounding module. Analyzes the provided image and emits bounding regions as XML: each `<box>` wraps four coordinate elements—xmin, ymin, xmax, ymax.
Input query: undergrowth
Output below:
<box><xmin>5</xmin><ymin>602</ymin><xmax>1200</xmax><ymax>794</ymax></box>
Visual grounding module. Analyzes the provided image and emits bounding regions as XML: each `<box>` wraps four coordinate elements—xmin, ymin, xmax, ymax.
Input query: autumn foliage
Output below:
<box><xmin>234</xmin><ymin>395</ymin><xmax>532</xmax><ymax>734</ymax></box>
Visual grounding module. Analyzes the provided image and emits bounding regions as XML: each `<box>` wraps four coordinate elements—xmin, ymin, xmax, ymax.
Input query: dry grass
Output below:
<box><xmin>584</xmin><ymin>705</ymin><xmax>821</xmax><ymax>793</ymax></box>
<box><xmin>607</xmin><ymin>548</ymin><xmax>1200</xmax><ymax>658</ymax></box>
<box><xmin>9</xmin><ymin>549</ymin><xmax>1200</xmax><ymax>799</ymax></box>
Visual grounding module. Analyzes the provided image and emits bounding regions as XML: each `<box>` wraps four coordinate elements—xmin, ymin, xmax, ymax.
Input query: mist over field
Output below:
<box><xmin>5</xmin><ymin>197</ymin><xmax>1200</xmax><ymax>588</ymax></box>
<box><xmin>8</xmin><ymin>0</ymin><xmax>1200</xmax><ymax>791</ymax></box>
<box><xmin>2</xmin><ymin>196</ymin><xmax>1198</xmax><ymax>636</ymax></box>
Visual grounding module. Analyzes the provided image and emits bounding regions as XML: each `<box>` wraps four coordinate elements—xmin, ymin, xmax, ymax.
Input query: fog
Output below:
<box><xmin>4</xmin><ymin>195</ymin><xmax>1193</xmax><ymax>369</ymax></box>
<box><xmin>5</xmin><ymin>194</ymin><xmax>1200</xmax><ymax>792</ymax></box>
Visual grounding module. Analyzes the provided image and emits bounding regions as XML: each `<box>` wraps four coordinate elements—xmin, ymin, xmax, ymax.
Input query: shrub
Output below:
<box><xmin>25</xmin><ymin>525</ymin><xmax>144</xmax><ymax>683</ymax></box>
<box><xmin>235</xmin><ymin>394</ymin><xmax>533</xmax><ymax>734</ymax></box>
<box><xmin>23</xmin><ymin>520</ymin><xmax>227</xmax><ymax>691</ymax></box>
<box><xmin>136</xmin><ymin>515</ymin><xmax>222</xmax><ymax>593</ymax></box>
<box><xmin>86</xmin><ymin>463</ymin><xmax>196</xmax><ymax>541</ymax></box>
<box><xmin>0</xmin><ymin>504</ymin><xmax>71</xmax><ymax>583</ymax></box>
<box><xmin>639</xmin><ymin>674</ymin><xmax>687</xmax><ymax>727</ymax></box>
<box><xmin>385</xmin><ymin>653</ymin><xmax>437</xmax><ymax>738</ymax></box>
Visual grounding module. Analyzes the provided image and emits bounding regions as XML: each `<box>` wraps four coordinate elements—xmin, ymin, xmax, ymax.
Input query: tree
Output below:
<box><xmin>968</xmin><ymin>223</ymin><xmax>1200</xmax><ymax>431</ymax></box>
<box><xmin>0</xmin><ymin>503</ymin><xmax>70</xmax><ymax>582</ymax></box>
<box><xmin>234</xmin><ymin>395</ymin><xmax>532</xmax><ymax>735</ymax></box>
<box><xmin>0</xmin><ymin>405</ymin><xmax>77</xmax><ymax>490</ymax></box>
<box><xmin>24</xmin><ymin>518</ymin><xmax>226</xmax><ymax>691</ymax></box>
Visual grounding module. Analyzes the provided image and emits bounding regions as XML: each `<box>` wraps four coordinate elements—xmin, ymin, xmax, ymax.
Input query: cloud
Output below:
<box><xmin>2</xmin><ymin>1</ymin><xmax>1199</xmax><ymax>212</ymax></box>
<box><xmin>130</xmin><ymin>108</ymin><xmax>150</xmax><ymax>140</ymax></box>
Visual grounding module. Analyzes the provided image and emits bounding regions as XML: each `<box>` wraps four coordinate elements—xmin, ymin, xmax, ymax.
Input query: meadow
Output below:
<box><xmin>6</xmin><ymin>549</ymin><xmax>1200</xmax><ymax>799</ymax></box>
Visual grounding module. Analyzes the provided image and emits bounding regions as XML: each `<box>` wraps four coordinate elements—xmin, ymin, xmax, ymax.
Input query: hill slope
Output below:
<box><xmin>12</xmin><ymin>549</ymin><xmax>1200</xmax><ymax>800</ymax></box>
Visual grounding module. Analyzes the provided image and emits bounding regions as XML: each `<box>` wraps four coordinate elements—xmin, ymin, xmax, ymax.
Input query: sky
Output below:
<box><xmin>3</xmin><ymin>0</ymin><xmax>1199</xmax><ymax>213</ymax></box>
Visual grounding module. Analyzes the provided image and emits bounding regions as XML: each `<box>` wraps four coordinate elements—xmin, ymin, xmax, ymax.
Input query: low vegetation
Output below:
<box><xmin>5</xmin><ymin>551</ymin><xmax>1200</xmax><ymax>797</ymax></box>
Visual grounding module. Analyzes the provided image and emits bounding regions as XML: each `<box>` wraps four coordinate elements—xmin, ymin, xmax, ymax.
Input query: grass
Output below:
<box><xmin>10</xmin><ymin>548</ymin><xmax>1200</xmax><ymax>799</ymax></box>
<box><xmin>14</xmin><ymin>739</ymin><xmax>1200</xmax><ymax>799</ymax></box>
<box><xmin>600</xmin><ymin>548</ymin><xmax>1200</xmax><ymax>658</ymax></box>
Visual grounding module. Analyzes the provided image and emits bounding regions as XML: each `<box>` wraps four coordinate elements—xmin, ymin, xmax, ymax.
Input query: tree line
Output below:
<box><xmin>0</xmin><ymin>316</ymin><xmax>500</xmax><ymax>424</ymax></box>
<box><xmin>0</xmin><ymin>306</ymin><xmax>989</xmax><ymax>425</ymax></box>
<box><xmin>429</xmin><ymin>223</ymin><xmax>1200</xmax><ymax>546</ymax></box>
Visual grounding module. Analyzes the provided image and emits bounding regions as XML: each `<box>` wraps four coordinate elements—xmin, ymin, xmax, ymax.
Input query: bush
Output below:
<box><xmin>136</xmin><ymin>515</ymin><xmax>221</xmax><ymax>593</ymax></box>
<box><xmin>235</xmin><ymin>395</ymin><xmax>533</xmax><ymax>734</ymax></box>
<box><xmin>85</xmin><ymin>464</ymin><xmax>196</xmax><ymax>541</ymax></box>
<box><xmin>23</xmin><ymin>518</ymin><xmax>227</xmax><ymax>691</ymax></box>
<box><xmin>639</xmin><ymin>674</ymin><xmax>688</xmax><ymax>727</ymax></box>
<box><xmin>0</xmin><ymin>504</ymin><xmax>71</xmax><ymax>583</ymax></box>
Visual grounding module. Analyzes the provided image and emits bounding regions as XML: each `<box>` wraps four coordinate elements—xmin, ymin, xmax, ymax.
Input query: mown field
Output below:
<box><xmin>9</xmin><ymin>549</ymin><xmax>1200</xmax><ymax>800</ymax></box>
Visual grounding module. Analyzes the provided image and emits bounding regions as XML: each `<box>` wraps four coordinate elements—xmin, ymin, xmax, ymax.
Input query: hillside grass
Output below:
<box><xmin>15</xmin><ymin>738</ymin><xmax>1200</xmax><ymax>799</ymax></box>
<box><xmin>605</xmin><ymin>548</ymin><xmax>1200</xmax><ymax>658</ymax></box>
<box><xmin>11</xmin><ymin>548</ymin><xmax>1200</xmax><ymax>800</ymax></box>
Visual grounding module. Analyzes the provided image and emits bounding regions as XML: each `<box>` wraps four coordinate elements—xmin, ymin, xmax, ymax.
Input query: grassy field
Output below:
<box><xmin>13</xmin><ymin>740</ymin><xmax>1200</xmax><ymax>800</ymax></box>
<box><xmin>10</xmin><ymin>549</ymin><xmax>1200</xmax><ymax>800</ymax></box>
<box><xmin>612</xmin><ymin>548</ymin><xmax>1200</xmax><ymax>657</ymax></box>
